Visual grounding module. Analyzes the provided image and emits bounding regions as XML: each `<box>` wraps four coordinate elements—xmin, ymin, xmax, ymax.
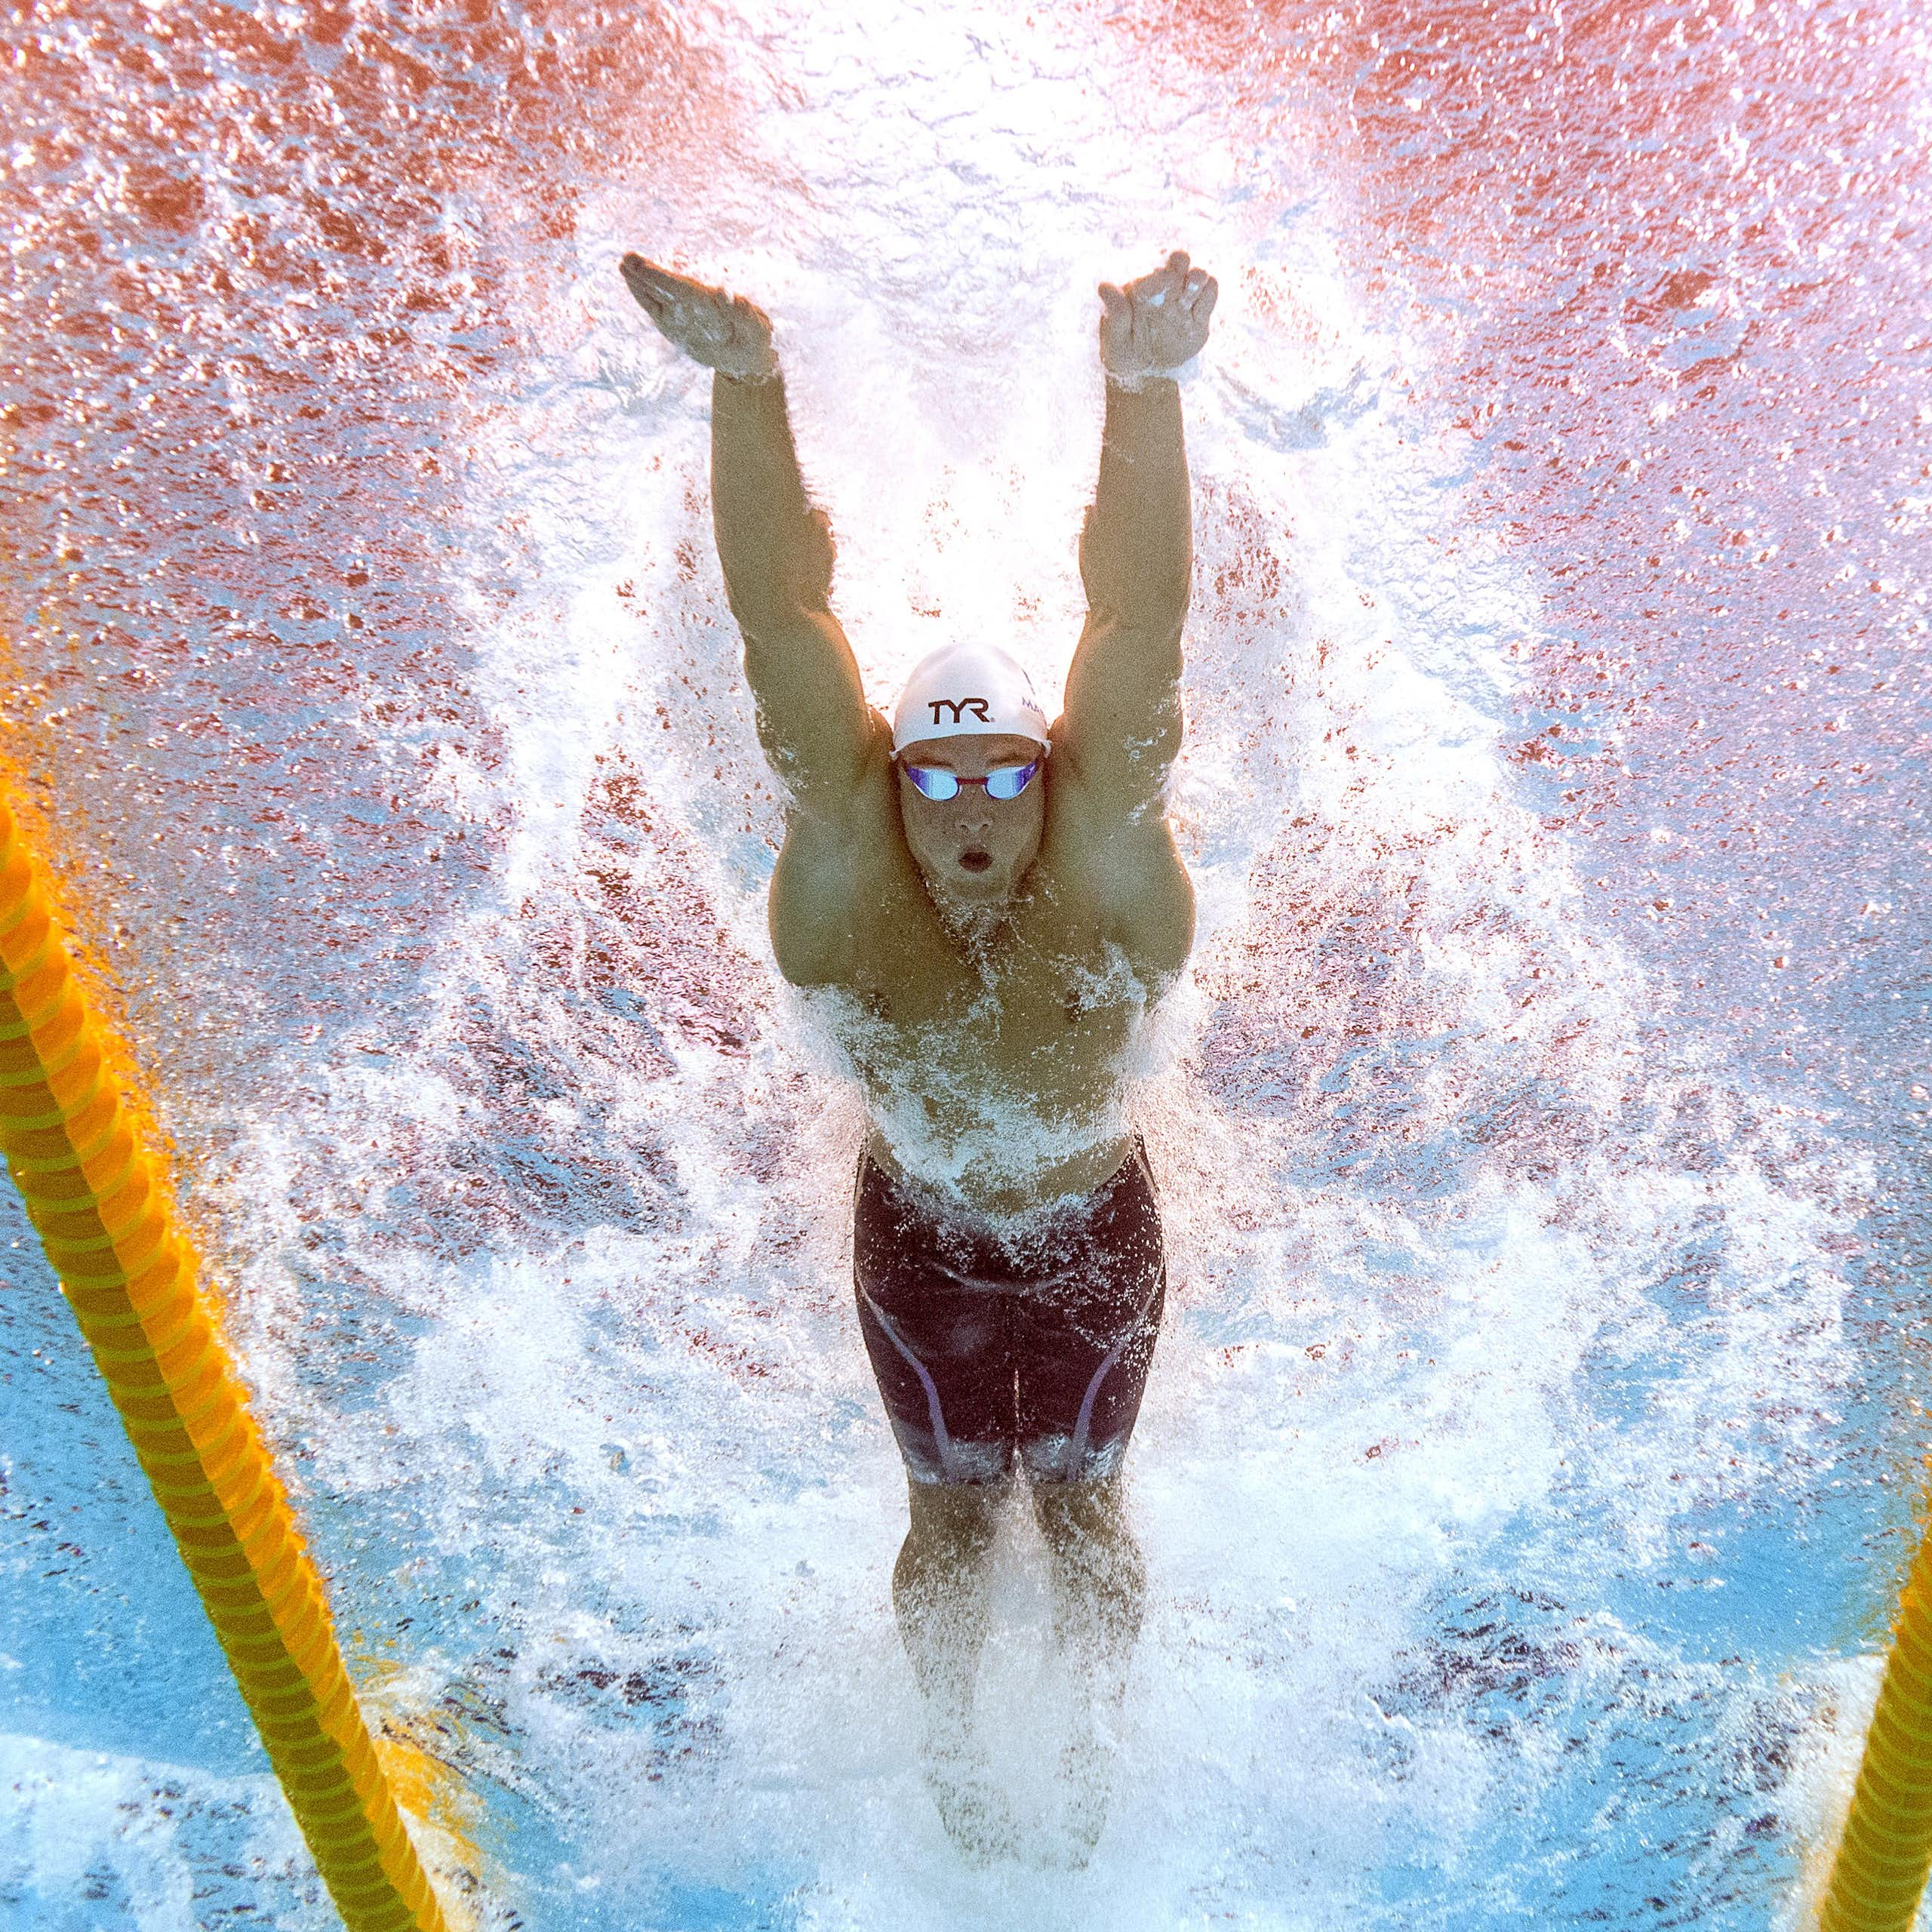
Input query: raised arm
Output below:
<box><xmin>621</xmin><ymin>256</ymin><xmax>875</xmax><ymax>811</ymax></box>
<box><xmin>709</xmin><ymin>370</ymin><xmax>876</xmax><ymax>804</ymax></box>
<box><xmin>1057</xmin><ymin>251</ymin><xmax>1216</xmax><ymax>817</ymax></box>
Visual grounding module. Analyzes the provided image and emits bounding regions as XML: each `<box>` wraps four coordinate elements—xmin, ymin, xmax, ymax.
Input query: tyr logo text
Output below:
<box><xmin>927</xmin><ymin>697</ymin><xmax>992</xmax><ymax>724</ymax></box>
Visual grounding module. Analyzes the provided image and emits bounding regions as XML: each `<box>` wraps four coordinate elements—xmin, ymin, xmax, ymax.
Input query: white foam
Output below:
<box><xmin>17</xmin><ymin>1</ymin><xmax>1877</xmax><ymax>1921</ymax></box>
<box><xmin>0</xmin><ymin>1735</ymin><xmax>324</xmax><ymax>1931</ymax></box>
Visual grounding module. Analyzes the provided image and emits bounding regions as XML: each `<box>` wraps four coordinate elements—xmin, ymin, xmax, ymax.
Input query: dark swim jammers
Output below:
<box><xmin>854</xmin><ymin>1143</ymin><xmax>1166</xmax><ymax>1486</ymax></box>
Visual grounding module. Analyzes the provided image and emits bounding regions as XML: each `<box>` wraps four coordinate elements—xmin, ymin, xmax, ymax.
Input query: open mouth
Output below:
<box><xmin>959</xmin><ymin>850</ymin><xmax>992</xmax><ymax>874</ymax></box>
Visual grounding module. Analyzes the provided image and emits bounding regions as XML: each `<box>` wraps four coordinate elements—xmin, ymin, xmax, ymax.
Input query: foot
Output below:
<box><xmin>1045</xmin><ymin>1715</ymin><xmax>1120</xmax><ymax>1867</ymax></box>
<box><xmin>922</xmin><ymin>1731</ymin><xmax>1020</xmax><ymax>1865</ymax></box>
<box><xmin>1057</xmin><ymin>1751</ymin><xmax>1111</xmax><ymax>1863</ymax></box>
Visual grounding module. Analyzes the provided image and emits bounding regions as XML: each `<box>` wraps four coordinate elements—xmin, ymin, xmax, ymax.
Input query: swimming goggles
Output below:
<box><xmin>900</xmin><ymin>758</ymin><xmax>1042</xmax><ymax>802</ymax></box>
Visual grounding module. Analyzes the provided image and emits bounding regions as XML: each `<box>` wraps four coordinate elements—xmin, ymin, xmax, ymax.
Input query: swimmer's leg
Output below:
<box><xmin>896</xmin><ymin>1476</ymin><xmax>1005</xmax><ymax>1720</ymax></box>
<box><xmin>1029</xmin><ymin>1470</ymin><xmax>1146</xmax><ymax>1860</ymax></box>
<box><xmin>895</xmin><ymin>1475</ymin><xmax>1017</xmax><ymax>1859</ymax></box>
<box><xmin>1030</xmin><ymin>1470</ymin><xmax>1146</xmax><ymax>1696</ymax></box>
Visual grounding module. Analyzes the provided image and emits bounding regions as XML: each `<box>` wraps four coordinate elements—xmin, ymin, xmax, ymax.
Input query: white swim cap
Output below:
<box><xmin>891</xmin><ymin>643</ymin><xmax>1051</xmax><ymax>755</ymax></box>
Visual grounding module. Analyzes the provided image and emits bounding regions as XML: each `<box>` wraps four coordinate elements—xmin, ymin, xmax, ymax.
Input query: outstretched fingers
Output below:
<box><xmin>1150</xmin><ymin>249</ymin><xmax>1189</xmax><ymax>306</ymax></box>
<box><xmin>620</xmin><ymin>254</ymin><xmax>678</xmax><ymax>320</ymax></box>
<box><xmin>620</xmin><ymin>254</ymin><xmax>717</xmax><ymax>325</ymax></box>
<box><xmin>621</xmin><ymin>253</ymin><xmax>685</xmax><ymax>294</ymax></box>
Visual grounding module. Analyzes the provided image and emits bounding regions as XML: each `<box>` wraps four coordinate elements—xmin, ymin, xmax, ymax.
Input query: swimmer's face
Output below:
<box><xmin>895</xmin><ymin>732</ymin><xmax>1048</xmax><ymax>910</ymax></box>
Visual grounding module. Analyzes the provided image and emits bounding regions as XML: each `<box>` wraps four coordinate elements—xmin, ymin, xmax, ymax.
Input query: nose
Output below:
<box><xmin>953</xmin><ymin>796</ymin><xmax>993</xmax><ymax>835</ymax></box>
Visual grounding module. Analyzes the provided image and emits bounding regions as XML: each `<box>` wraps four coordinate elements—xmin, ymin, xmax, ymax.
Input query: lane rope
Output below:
<box><xmin>1818</xmin><ymin>1481</ymin><xmax>1932</xmax><ymax>1931</ymax></box>
<box><xmin>0</xmin><ymin>796</ymin><xmax>451</xmax><ymax>1932</ymax></box>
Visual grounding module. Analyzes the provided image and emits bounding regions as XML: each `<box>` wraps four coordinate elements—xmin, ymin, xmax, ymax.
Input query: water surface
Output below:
<box><xmin>3</xmin><ymin>2</ymin><xmax>1928</xmax><ymax>1926</ymax></box>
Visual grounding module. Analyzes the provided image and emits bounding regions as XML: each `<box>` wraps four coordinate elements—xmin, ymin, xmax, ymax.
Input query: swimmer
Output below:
<box><xmin>621</xmin><ymin>245</ymin><xmax>1214</xmax><ymax>1861</ymax></box>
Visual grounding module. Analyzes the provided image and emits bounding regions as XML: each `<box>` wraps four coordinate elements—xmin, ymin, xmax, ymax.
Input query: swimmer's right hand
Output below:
<box><xmin>620</xmin><ymin>255</ymin><xmax>779</xmax><ymax>383</ymax></box>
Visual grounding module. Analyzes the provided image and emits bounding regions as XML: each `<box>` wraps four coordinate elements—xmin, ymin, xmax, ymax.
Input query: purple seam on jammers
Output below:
<box><xmin>852</xmin><ymin>1143</ymin><xmax>1164</xmax><ymax>1487</ymax></box>
<box><xmin>859</xmin><ymin>1268</ymin><xmax>1158</xmax><ymax>1483</ymax></box>
<box><xmin>856</xmin><ymin>1283</ymin><xmax>959</xmax><ymax>1481</ymax></box>
<box><xmin>1071</xmin><ymin>1275</ymin><xmax>1163</xmax><ymax>1458</ymax></box>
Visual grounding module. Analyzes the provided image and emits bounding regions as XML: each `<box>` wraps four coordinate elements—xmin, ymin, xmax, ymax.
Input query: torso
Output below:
<box><xmin>768</xmin><ymin>717</ymin><xmax>1193</xmax><ymax>1217</ymax></box>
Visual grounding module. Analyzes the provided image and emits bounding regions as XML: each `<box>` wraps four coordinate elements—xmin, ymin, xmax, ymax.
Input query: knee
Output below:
<box><xmin>906</xmin><ymin>1478</ymin><xmax>1007</xmax><ymax>1566</ymax></box>
<box><xmin>1030</xmin><ymin>1474</ymin><xmax>1132</xmax><ymax>1568</ymax></box>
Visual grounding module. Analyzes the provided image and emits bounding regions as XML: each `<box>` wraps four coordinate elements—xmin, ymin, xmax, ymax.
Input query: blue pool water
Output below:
<box><xmin>3</xmin><ymin>1</ymin><xmax>1930</xmax><ymax>1926</ymax></box>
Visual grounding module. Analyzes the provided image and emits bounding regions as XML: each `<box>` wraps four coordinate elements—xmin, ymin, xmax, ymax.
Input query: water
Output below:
<box><xmin>2</xmin><ymin>1</ymin><xmax>1928</xmax><ymax>1925</ymax></box>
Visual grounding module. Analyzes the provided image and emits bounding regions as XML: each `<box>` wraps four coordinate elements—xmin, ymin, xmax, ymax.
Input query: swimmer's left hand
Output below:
<box><xmin>1097</xmin><ymin>250</ymin><xmax>1217</xmax><ymax>386</ymax></box>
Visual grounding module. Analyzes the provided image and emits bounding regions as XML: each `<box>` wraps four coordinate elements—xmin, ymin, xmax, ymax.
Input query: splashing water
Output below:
<box><xmin>4</xmin><ymin>2</ymin><xmax>1928</xmax><ymax>1927</ymax></box>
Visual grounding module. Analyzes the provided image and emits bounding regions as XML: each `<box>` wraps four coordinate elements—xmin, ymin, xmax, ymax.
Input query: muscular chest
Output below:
<box><xmin>768</xmin><ymin>786</ymin><xmax>1188</xmax><ymax>1107</ymax></box>
<box><xmin>851</xmin><ymin>880</ymin><xmax>1142</xmax><ymax>1078</ymax></box>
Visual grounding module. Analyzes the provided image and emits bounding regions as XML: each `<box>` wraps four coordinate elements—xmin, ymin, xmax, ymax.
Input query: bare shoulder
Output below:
<box><xmin>767</xmin><ymin>712</ymin><xmax>907</xmax><ymax>988</ymax></box>
<box><xmin>1041</xmin><ymin>753</ymin><xmax>1195</xmax><ymax>983</ymax></box>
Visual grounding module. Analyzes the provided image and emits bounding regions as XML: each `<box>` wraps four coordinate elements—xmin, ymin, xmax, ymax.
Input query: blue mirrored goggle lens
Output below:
<box><xmin>904</xmin><ymin>765</ymin><xmax>961</xmax><ymax>801</ymax></box>
<box><xmin>983</xmin><ymin>761</ymin><xmax>1039</xmax><ymax>801</ymax></box>
<box><xmin>903</xmin><ymin>760</ymin><xmax>1040</xmax><ymax>802</ymax></box>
